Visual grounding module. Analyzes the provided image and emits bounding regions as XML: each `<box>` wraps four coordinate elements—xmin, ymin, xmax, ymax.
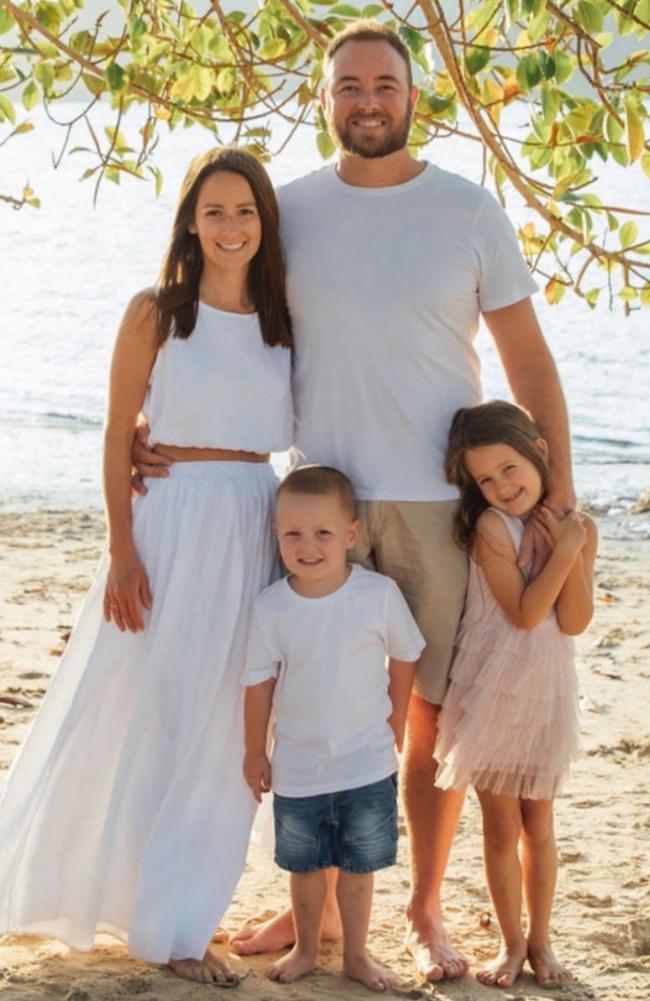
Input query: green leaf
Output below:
<box><xmin>13</xmin><ymin>121</ymin><xmax>35</xmax><ymax>135</ymax></box>
<box><xmin>22</xmin><ymin>80</ymin><xmax>40</xmax><ymax>111</ymax></box>
<box><xmin>465</xmin><ymin>46</ymin><xmax>491</xmax><ymax>76</ymax></box>
<box><xmin>641</xmin><ymin>151</ymin><xmax>650</xmax><ymax>179</ymax></box>
<box><xmin>619</xmin><ymin>221</ymin><xmax>639</xmax><ymax>249</ymax></box>
<box><xmin>553</xmin><ymin>50</ymin><xmax>574</xmax><ymax>84</ymax></box>
<box><xmin>619</xmin><ymin>286</ymin><xmax>637</xmax><ymax>302</ymax></box>
<box><xmin>129</xmin><ymin>16</ymin><xmax>147</xmax><ymax>39</ymax></box>
<box><xmin>0</xmin><ymin>8</ymin><xmax>15</xmax><ymax>34</ymax></box>
<box><xmin>605</xmin><ymin>113</ymin><xmax>624</xmax><ymax>143</ymax></box>
<box><xmin>636</xmin><ymin>0</ymin><xmax>650</xmax><ymax>23</ymax></box>
<box><xmin>258</xmin><ymin>36</ymin><xmax>287</xmax><ymax>59</ymax></box>
<box><xmin>34</xmin><ymin>61</ymin><xmax>55</xmax><ymax>91</ymax></box>
<box><xmin>316</xmin><ymin>131</ymin><xmax>336</xmax><ymax>159</ymax></box>
<box><xmin>641</xmin><ymin>285</ymin><xmax>650</xmax><ymax>307</ymax></box>
<box><xmin>585</xmin><ymin>287</ymin><xmax>600</xmax><ymax>308</ymax></box>
<box><xmin>106</xmin><ymin>62</ymin><xmax>126</xmax><ymax>93</ymax></box>
<box><xmin>362</xmin><ymin>4</ymin><xmax>384</xmax><ymax>15</ymax></box>
<box><xmin>0</xmin><ymin>94</ymin><xmax>15</xmax><ymax>124</ymax></box>
<box><xmin>399</xmin><ymin>26</ymin><xmax>425</xmax><ymax>56</ymax></box>
<box><xmin>516</xmin><ymin>54</ymin><xmax>542</xmax><ymax>92</ymax></box>
<box><xmin>625</xmin><ymin>100</ymin><xmax>645</xmax><ymax>163</ymax></box>
<box><xmin>576</xmin><ymin>1</ymin><xmax>604</xmax><ymax>34</ymax></box>
<box><xmin>82</xmin><ymin>73</ymin><xmax>105</xmax><ymax>97</ymax></box>
<box><xmin>329</xmin><ymin>4</ymin><xmax>362</xmax><ymax>15</ymax></box>
<box><xmin>538</xmin><ymin>51</ymin><xmax>555</xmax><ymax>79</ymax></box>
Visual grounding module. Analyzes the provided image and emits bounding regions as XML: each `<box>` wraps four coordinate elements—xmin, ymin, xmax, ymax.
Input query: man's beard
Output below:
<box><xmin>327</xmin><ymin>101</ymin><xmax>412</xmax><ymax>159</ymax></box>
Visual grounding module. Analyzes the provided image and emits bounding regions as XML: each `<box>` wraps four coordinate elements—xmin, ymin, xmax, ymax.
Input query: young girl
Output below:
<box><xmin>435</xmin><ymin>401</ymin><xmax>597</xmax><ymax>989</ymax></box>
<box><xmin>0</xmin><ymin>149</ymin><xmax>292</xmax><ymax>984</ymax></box>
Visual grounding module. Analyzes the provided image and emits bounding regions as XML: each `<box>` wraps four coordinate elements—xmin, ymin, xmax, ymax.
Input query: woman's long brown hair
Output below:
<box><xmin>156</xmin><ymin>147</ymin><xmax>292</xmax><ymax>349</ymax></box>
<box><xmin>445</xmin><ymin>400</ymin><xmax>550</xmax><ymax>549</ymax></box>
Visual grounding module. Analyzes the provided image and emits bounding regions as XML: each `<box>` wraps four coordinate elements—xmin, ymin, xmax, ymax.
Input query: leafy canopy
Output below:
<box><xmin>1</xmin><ymin>0</ymin><xmax>649</xmax><ymax>309</ymax></box>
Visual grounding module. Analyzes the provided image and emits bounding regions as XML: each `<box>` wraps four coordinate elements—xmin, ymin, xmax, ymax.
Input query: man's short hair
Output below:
<box><xmin>324</xmin><ymin>20</ymin><xmax>413</xmax><ymax>89</ymax></box>
<box><xmin>277</xmin><ymin>466</ymin><xmax>357</xmax><ymax>520</ymax></box>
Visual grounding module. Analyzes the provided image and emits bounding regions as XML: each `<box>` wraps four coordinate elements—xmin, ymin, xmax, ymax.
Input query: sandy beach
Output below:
<box><xmin>0</xmin><ymin>508</ymin><xmax>648</xmax><ymax>1001</ymax></box>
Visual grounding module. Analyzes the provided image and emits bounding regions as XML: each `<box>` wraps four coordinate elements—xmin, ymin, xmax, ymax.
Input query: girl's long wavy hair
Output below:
<box><xmin>156</xmin><ymin>147</ymin><xmax>292</xmax><ymax>349</ymax></box>
<box><xmin>445</xmin><ymin>400</ymin><xmax>549</xmax><ymax>549</ymax></box>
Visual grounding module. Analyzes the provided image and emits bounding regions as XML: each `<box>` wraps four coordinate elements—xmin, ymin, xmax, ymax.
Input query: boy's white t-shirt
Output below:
<box><xmin>244</xmin><ymin>565</ymin><xmax>426</xmax><ymax>797</ymax></box>
<box><xmin>278</xmin><ymin>163</ymin><xmax>538</xmax><ymax>501</ymax></box>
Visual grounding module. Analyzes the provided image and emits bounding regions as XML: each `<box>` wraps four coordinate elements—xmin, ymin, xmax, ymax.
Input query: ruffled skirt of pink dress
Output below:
<box><xmin>435</xmin><ymin>514</ymin><xmax>581</xmax><ymax>801</ymax></box>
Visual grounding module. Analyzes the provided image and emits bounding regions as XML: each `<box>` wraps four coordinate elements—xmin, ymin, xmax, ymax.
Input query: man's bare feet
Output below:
<box><xmin>405</xmin><ymin>917</ymin><xmax>469</xmax><ymax>981</ymax></box>
<box><xmin>477</xmin><ymin>942</ymin><xmax>527</xmax><ymax>988</ymax></box>
<box><xmin>231</xmin><ymin>907</ymin><xmax>342</xmax><ymax>956</ymax></box>
<box><xmin>344</xmin><ymin>954</ymin><xmax>401</xmax><ymax>993</ymax></box>
<box><xmin>528</xmin><ymin>942</ymin><xmax>574</xmax><ymax>985</ymax></box>
<box><xmin>169</xmin><ymin>948</ymin><xmax>239</xmax><ymax>986</ymax></box>
<box><xmin>267</xmin><ymin>944</ymin><xmax>317</xmax><ymax>983</ymax></box>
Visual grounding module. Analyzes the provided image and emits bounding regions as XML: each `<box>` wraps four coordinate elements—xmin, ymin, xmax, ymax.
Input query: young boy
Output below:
<box><xmin>243</xmin><ymin>466</ymin><xmax>425</xmax><ymax>991</ymax></box>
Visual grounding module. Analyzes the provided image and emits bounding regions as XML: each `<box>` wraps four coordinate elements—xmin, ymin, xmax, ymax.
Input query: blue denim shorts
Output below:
<box><xmin>273</xmin><ymin>774</ymin><xmax>398</xmax><ymax>874</ymax></box>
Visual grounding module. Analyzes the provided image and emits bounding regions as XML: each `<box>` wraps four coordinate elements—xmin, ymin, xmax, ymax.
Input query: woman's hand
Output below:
<box><xmin>103</xmin><ymin>549</ymin><xmax>152</xmax><ymax>632</ymax></box>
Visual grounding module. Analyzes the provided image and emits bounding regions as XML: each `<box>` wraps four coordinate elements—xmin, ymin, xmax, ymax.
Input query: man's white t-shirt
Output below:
<box><xmin>278</xmin><ymin>163</ymin><xmax>538</xmax><ymax>501</ymax></box>
<box><xmin>244</xmin><ymin>565</ymin><xmax>426</xmax><ymax>797</ymax></box>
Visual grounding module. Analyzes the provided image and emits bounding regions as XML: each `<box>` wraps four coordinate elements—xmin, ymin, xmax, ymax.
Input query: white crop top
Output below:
<box><xmin>143</xmin><ymin>302</ymin><xmax>293</xmax><ymax>453</ymax></box>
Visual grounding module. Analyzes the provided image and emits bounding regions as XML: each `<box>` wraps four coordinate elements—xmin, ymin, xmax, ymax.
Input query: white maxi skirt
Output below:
<box><xmin>0</xmin><ymin>461</ymin><xmax>278</xmax><ymax>962</ymax></box>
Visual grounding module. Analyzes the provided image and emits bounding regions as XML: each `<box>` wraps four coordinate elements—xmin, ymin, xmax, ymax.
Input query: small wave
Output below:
<box><xmin>0</xmin><ymin>411</ymin><xmax>103</xmax><ymax>431</ymax></box>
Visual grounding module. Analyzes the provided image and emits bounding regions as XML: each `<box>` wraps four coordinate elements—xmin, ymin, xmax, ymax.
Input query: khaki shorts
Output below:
<box><xmin>349</xmin><ymin>500</ymin><xmax>468</xmax><ymax>706</ymax></box>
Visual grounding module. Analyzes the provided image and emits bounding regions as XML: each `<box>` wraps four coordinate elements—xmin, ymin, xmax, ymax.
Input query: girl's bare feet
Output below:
<box><xmin>169</xmin><ymin>948</ymin><xmax>239</xmax><ymax>986</ymax></box>
<box><xmin>345</xmin><ymin>953</ymin><xmax>401</xmax><ymax>993</ymax></box>
<box><xmin>267</xmin><ymin>944</ymin><xmax>317</xmax><ymax>983</ymax></box>
<box><xmin>528</xmin><ymin>942</ymin><xmax>574</xmax><ymax>985</ymax></box>
<box><xmin>477</xmin><ymin>941</ymin><xmax>527</xmax><ymax>988</ymax></box>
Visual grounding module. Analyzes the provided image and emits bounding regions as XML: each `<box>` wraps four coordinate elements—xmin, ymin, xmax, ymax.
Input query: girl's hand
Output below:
<box><xmin>540</xmin><ymin>506</ymin><xmax>587</xmax><ymax>554</ymax></box>
<box><xmin>243</xmin><ymin>752</ymin><xmax>271</xmax><ymax>803</ymax></box>
<box><xmin>103</xmin><ymin>550</ymin><xmax>152</xmax><ymax>632</ymax></box>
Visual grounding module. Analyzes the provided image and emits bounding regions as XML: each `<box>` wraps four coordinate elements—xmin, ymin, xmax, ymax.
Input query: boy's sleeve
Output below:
<box><xmin>243</xmin><ymin>599</ymin><xmax>281</xmax><ymax>686</ymax></box>
<box><xmin>383</xmin><ymin>580</ymin><xmax>427</xmax><ymax>661</ymax></box>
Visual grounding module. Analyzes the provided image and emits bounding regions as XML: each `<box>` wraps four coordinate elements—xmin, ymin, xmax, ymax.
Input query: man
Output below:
<box><xmin>138</xmin><ymin>20</ymin><xmax>576</xmax><ymax>982</ymax></box>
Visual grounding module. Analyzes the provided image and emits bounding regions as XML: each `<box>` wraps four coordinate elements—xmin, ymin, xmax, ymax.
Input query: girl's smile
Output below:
<box><xmin>465</xmin><ymin>442</ymin><xmax>545</xmax><ymax>520</ymax></box>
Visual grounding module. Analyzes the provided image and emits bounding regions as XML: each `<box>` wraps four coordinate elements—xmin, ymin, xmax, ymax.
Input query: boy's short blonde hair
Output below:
<box><xmin>277</xmin><ymin>466</ymin><xmax>357</xmax><ymax>520</ymax></box>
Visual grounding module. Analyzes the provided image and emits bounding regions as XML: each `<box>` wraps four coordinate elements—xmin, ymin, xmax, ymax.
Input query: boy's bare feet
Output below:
<box><xmin>267</xmin><ymin>944</ymin><xmax>317</xmax><ymax>983</ymax></box>
<box><xmin>344</xmin><ymin>954</ymin><xmax>401</xmax><ymax>993</ymax></box>
<box><xmin>528</xmin><ymin>942</ymin><xmax>574</xmax><ymax>985</ymax></box>
<box><xmin>169</xmin><ymin>948</ymin><xmax>239</xmax><ymax>986</ymax></box>
<box><xmin>404</xmin><ymin>916</ymin><xmax>469</xmax><ymax>981</ymax></box>
<box><xmin>477</xmin><ymin>942</ymin><xmax>527</xmax><ymax>988</ymax></box>
<box><xmin>231</xmin><ymin>907</ymin><xmax>342</xmax><ymax>955</ymax></box>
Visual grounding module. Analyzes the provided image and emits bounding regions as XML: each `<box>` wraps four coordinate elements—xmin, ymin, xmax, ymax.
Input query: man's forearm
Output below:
<box><xmin>484</xmin><ymin>298</ymin><xmax>576</xmax><ymax>510</ymax></box>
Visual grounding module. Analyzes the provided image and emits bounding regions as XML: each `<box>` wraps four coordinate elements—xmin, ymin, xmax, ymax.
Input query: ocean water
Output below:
<box><xmin>2</xmin><ymin>105</ymin><xmax>649</xmax><ymax>520</ymax></box>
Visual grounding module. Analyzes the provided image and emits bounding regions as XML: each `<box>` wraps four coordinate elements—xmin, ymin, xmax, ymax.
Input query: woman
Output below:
<box><xmin>0</xmin><ymin>148</ymin><xmax>292</xmax><ymax>984</ymax></box>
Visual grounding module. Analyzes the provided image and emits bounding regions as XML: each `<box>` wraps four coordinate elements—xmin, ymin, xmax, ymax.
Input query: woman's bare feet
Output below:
<box><xmin>231</xmin><ymin>907</ymin><xmax>342</xmax><ymax>956</ymax></box>
<box><xmin>404</xmin><ymin>916</ymin><xmax>469</xmax><ymax>981</ymax></box>
<box><xmin>169</xmin><ymin>947</ymin><xmax>239</xmax><ymax>986</ymax></box>
<box><xmin>477</xmin><ymin>941</ymin><xmax>527</xmax><ymax>988</ymax></box>
<box><xmin>267</xmin><ymin>944</ymin><xmax>317</xmax><ymax>983</ymax></box>
<box><xmin>528</xmin><ymin>942</ymin><xmax>574</xmax><ymax>985</ymax></box>
<box><xmin>345</xmin><ymin>954</ymin><xmax>401</xmax><ymax>993</ymax></box>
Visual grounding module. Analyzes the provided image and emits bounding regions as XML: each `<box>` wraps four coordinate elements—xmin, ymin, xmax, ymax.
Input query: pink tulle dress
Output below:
<box><xmin>435</xmin><ymin>509</ymin><xmax>581</xmax><ymax>800</ymax></box>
